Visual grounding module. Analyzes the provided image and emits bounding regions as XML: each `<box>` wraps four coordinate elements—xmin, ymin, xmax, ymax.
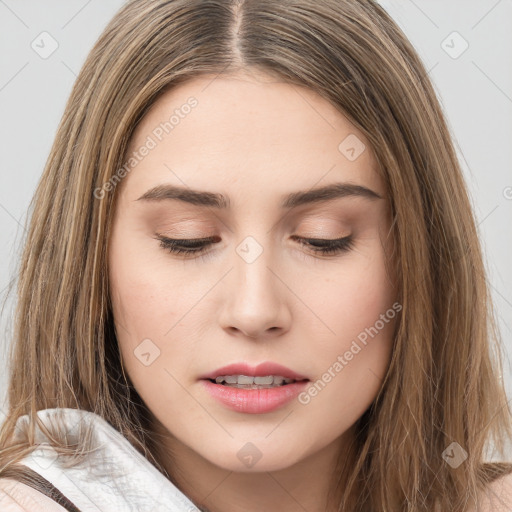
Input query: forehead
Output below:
<box><xmin>122</xmin><ymin>71</ymin><xmax>384</xmax><ymax>202</ymax></box>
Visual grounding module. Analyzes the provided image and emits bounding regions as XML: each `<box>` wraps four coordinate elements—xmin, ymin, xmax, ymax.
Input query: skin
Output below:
<box><xmin>108</xmin><ymin>68</ymin><xmax>398</xmax><ymax>512</ymax></box>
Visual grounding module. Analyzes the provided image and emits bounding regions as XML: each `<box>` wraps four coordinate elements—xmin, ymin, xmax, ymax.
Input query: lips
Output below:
<box><xmin>199</xmin><ymin>361</ymin><xmax>310</xmax><ymax>382</ymax></box>
<box><xmin>199</xmin><ymin>361</ymin><xmax>310</xmax><ymax>413</ymax></box>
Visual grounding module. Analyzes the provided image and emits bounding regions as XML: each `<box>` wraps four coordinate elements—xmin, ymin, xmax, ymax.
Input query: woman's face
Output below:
<box><xmin>108</xmin><ymin>70</ymin><xmax>398</xmax><ymax>474</ymax></box>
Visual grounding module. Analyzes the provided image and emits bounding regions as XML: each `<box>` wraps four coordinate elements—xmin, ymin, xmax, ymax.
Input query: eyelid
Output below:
<box><xmin>298</xmin><ymin>230</ymin><xmax>350</xmax><ymax>239</ymax></box>
<box><xmin>154</xmin><ymin>233</ymin><xmax>354</xmax><ymax>258</ymax></box>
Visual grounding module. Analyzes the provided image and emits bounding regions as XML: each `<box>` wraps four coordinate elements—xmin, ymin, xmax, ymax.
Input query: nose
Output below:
<box><xmin>218</xmin><ymin>239</ymin><xmax>292</xmax><ymax>341</ymax></box>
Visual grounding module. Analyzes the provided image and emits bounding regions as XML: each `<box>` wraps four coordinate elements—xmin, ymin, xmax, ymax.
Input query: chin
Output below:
<box><xmin>200</xmin><ymin>440</ymin><xmax>311</xmax><ymax>473</ymax></box>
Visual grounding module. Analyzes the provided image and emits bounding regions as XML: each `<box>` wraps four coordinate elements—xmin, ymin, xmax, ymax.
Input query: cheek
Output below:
<box><xmin>108</xmin><ymin>226</ymin><xmax>173</xmax><ymax>372</ymax></box>
<box><xmin>108</xmin><ymin>227</ymin><xmax>207</xmax><ymax>398</ymax></box>
<box><xmin>305</xmin><ymin>245</ymin><xmax>396</xmax><ymax>348</ymax></box>
<box><xmin>297</xmin><ymin>242</ymin><xmax>396</xmax><ymax>399</ymax></box>
<box><xmin>109</xmin><ymin>254</ymin><xmax>164</xmax><ymax>338</ymax></box>
<box><xmin>108</xmin><ymin>253</ymin><xmax>191</xmax><ymax>414</ymax></box>
<box><xmin>108</xmin><ymin>221</ymin><xmax>186</xmax><ymax>337</ymax></box>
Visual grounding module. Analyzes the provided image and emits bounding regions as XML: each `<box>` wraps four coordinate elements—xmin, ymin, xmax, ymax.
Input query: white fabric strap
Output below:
<box><xmin>13</xmin><ymin>408</ymin><xmax>200</xmax><ymax>512</ymax></box>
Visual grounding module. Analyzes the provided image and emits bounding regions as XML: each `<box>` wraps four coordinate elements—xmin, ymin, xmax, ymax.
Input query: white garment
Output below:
<box><xmin>0</xmin><ymin>408</ymin><xmax>201</xmax><ymax>512</ymax></box>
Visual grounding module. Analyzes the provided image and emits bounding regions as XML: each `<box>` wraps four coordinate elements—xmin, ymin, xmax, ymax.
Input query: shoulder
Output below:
<box><xmin>0</xmin><ymin>478</ymin><xmax>68</xmax><ymax>512</ymax></box>
<box><xmin>474</xmin><ymin>471</ymin><xmax>512</xmax><ymax>512</ymax></box>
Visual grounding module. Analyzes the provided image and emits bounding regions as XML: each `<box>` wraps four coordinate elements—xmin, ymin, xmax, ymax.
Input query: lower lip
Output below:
<box><xmin>200</xmin><ymin>379</ymin><xmax>309</xmax><ymax>414</ymax></box>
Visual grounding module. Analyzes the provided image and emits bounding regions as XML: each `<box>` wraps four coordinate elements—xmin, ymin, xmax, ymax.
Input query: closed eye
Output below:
<box><xmin>154</xmin><ymin>234</ymin><xmax>354</xmax><ymax>257</ymax></box>
<box><xmin>289</xmin><ymin>235</ymin><xmax>354</xmax><ymax>255</ymax></box>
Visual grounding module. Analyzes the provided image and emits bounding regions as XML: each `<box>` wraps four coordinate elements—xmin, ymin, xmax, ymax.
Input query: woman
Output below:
<box><xmin>1</xmin><ymin>0</ymin><xmax>511</xmax><ymax>510</ymax></box>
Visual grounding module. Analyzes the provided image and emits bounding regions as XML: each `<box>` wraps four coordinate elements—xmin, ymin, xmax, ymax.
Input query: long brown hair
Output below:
<box><xmin>1</xmin><ymin>1</ymin><xmax>511</xmax><ymax>510</ymax></box>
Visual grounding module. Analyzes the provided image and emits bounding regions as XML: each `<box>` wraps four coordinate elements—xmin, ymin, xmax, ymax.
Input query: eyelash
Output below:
<box><xmin>155</xmin><ymin>234</ymin><xmax>354</xmax><ymax>257</ymax></box>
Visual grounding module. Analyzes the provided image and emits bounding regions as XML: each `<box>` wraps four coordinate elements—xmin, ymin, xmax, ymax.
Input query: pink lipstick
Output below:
<box><xmin>199</xmin><ymin>362</ymin><xmax>310</xmax><ymax>414</ymax></box>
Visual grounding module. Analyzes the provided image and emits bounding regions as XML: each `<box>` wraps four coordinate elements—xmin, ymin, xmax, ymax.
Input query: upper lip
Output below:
<box><xmin>199</xmin><ymin>362</ymin><xmax>309</xmax><ymax>381</ymax></box>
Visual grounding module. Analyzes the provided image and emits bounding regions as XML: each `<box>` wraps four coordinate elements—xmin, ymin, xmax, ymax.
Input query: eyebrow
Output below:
<box><xmin>135</xmin><ymin>182</ymin><xmax>383</xmax><ymax>209</ymax></box>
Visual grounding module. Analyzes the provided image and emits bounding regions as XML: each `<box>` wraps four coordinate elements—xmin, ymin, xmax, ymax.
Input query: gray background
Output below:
<box><xmin>1</xmin><ymin>1</ymin><xmax>511</xmax><ymax>458</ymax></box>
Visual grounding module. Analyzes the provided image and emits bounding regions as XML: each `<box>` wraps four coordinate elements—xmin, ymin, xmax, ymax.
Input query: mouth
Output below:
<box><xmin>199</xmin><ymin>361</ymin><xmax>310</xmax><ymax>386</ymax></box>
<box><xmin>199</xmin><ymin>362</ymin><xmax>310</xmax><ymax>413</ymax></box>
<box><xmin>206</xmin><ymin>374</ymin><xmax>309</xmax><ymax>389</ymax></box>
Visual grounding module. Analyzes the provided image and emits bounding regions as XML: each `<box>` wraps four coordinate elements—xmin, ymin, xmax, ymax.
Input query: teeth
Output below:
<box><xmin>238</xmin><ymin>375</ymin><xmax>254</xmax><ymax>385</ymax></box>
<box><xmin>254</xmin><ymin>376</ymin><xmax>273</xmax><ymax>385</ymax></box>
<box><xmin>213</xmin><ymin>375</ymin><xmax>297</xmax><ymax>387</ymax></box>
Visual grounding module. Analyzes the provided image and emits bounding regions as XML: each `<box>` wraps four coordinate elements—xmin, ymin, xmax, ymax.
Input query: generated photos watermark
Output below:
<box><xmin>93</xmin><ymin>96</ymin><xmax>198</xmax><ymax>200</ymax></box>
<box><xmin>298</xmin><ymin>301</ymin><xmax>402</xmax><ymax>405</ymax></box>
